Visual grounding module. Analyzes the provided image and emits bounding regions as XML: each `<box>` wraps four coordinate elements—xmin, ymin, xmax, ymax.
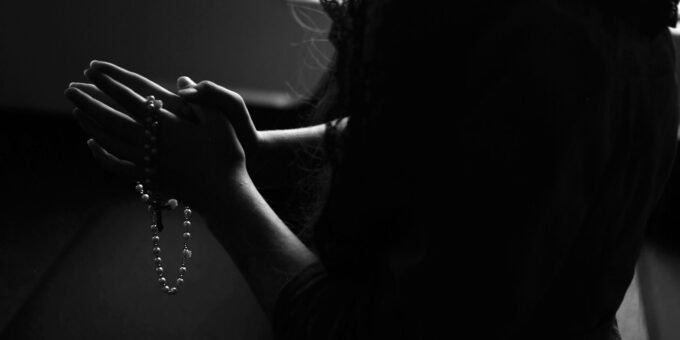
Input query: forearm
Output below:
<box><xmin>248</xmin><ymin>125</ymin><xmax>325</xmax><ymax>188</ymax></box>
<box><xmin>201</xmin><ymin>168</ymin><xmax>319</xmax><ymax>318</ymax></box>
<box><xmin>248</xmin><ymin>117</ymin><xmax>347</xmax><ymax>188</ymax></box>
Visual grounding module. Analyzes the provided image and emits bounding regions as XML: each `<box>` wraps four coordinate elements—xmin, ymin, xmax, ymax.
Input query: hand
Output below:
<box><xmin>175</xmin><ymin>79</ymin><xmax>263</xmax><ymax>171</ymax></box>
<box><xmin>65</xmin><ymin>60</ymin><xmax>248</xmax><ymax>211</ymax></box>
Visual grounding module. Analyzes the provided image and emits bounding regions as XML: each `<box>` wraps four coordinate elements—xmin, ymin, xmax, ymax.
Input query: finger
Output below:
<box><xmin>89</xmin><ymin>60</ymin><xmax>185</xmax><ymax>114</ymax></box>
<box><xmin>177</xmin><ymin>81</ymin><xmax>257</xmax><ymax>149</ymax></box>
<box><xmin>73</xmin><ymin>108</ymin><xmax>145</xmax><ymax>164</ymax></box>
<box><xmin>84</xmin><ymin>67</ymin><xmax>182</xmax><ymax>127</ymax></box>
<box><xmin>65</xmin><ymin>87</ymin><xmax>144</xmax><ymax>146</ymax></box>
<box><xmin>185</xmin><ymin>102</ymin><xmax>219</xmax><ymax>127</ymax></box>
<box><xmin>86</xmin><ymin>139</ymin><xmax>141</xmax><ymax>179</ymax></box>
<box><xmin>68</xmin><ymin>82</ymin><xmax>122</xmax><ymax>111</ymax></box>
<box><xmin>83</xmin><ymin>67</ymin><xmax>150</xmax><ymax>121</ymax></box>
<box><xmin>174</xmin><ymin>76</ymin><xmax>200</xmax><ymax>123</ymax></box>
<box><xmin>177</xmin><ymin>76</ymin><xmax>197</xmax><ymax>91</ymax></box>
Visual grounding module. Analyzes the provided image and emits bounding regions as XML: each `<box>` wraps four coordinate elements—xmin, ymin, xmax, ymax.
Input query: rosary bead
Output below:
<box><xmin>167</xmin><ymin>199</ymin><xmax>178</xmax><ymax>210</ymax></box>
<box><xmin>138</xmin><ymin>95</ymin><xmax>194</xmax><ymax>296</ymax></box>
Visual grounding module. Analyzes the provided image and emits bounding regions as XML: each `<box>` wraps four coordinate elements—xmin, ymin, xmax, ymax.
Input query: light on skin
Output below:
<box><xmin>672</xmin><ymin>30</ymin><xmax>680</xmax><ymax>139</ymax></box>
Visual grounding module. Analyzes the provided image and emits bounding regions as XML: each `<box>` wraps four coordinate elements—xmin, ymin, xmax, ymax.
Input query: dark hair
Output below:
<box><xmin>310</xmin><ymin>0</ymin><xmax>422</xmax><ymax>275</ymax></box>
<box><xmin>306</xmin><ymin>0</ymin><xmax>680</xmax><ymax>274</ymax></box>
<box><xmin>605</xmin><ymin>0</ymin><xmax>679</xmax><ymax>34</ymax></box>
<box><xmin>308</xmin><ymin>0</ymin><xmax>524</xmax><ymax>274</ymax></box>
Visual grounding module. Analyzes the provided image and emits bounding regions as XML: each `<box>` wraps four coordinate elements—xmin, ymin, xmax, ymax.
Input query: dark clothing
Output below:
<box><xmin>274</xmin><ymin>1</ymin><xmax>679</xmax><ymax>339</ymax></box>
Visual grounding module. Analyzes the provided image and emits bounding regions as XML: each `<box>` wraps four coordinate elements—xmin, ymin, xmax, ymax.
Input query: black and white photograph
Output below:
<box><xmin>2</xmin><ymin>0</ymin><xmax>680</xmax><ymax>339</ymax></box>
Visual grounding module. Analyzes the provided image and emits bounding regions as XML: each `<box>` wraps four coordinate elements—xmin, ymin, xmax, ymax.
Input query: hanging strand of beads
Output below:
<box><xmin>135</xmin><ymin>95</ymin><xmax>193</xmax><ymax>295</ymax></box>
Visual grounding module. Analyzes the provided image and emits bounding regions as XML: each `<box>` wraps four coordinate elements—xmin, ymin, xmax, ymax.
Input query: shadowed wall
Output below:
<box><xmin>0</xmin><ymin>0</ymin><xmax>330</xmax><ymax>112</ymax></box>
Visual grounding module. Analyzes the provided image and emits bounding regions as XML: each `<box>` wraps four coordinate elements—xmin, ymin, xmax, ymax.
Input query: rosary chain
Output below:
<box><xmin>135</xmin><ymin>95</ymin><xmax>193</xmax><ymax>296</ymax></box>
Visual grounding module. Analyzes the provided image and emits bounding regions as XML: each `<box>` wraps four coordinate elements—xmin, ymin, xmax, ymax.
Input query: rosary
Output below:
<box><xmin>135</xmin><ymin>95</ymin><xmax>192</xmax><ymax>295</ymax></box>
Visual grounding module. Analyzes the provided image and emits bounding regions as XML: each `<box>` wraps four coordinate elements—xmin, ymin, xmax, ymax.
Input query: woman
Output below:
<box><xmin>65</xmin><ymin>0</ymin><xmax>679</xmax><ymax>338</ymax></box>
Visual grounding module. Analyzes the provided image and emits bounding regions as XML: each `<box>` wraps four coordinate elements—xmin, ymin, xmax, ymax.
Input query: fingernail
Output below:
<box><xmin>86</xmin><ymin>139</ymin><xmax>99</xmax><ymax>153</ymax></box>
<box><xmin>89</xmin><ymin>60</ymin><xmax>99</xmax><ymax>67</ymax></box>
<box><xmin>86</xmin><ymin>139</ymin><xmax>97</xmax><ymax>155</ymax></box>
<box><xmin>177</xmin><ymin>76</ymin><xmax>194</xmax><ymax>89</ymax></box>
<box><xmin>83</xmin><ymin>68</ymin><xmax>89</xmax><ymax>78</ymax></box>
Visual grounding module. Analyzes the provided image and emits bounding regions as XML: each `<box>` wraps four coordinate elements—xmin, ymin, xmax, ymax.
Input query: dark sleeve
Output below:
<box><xmin>458</xmin><ymin>5</ymin><xmax>616</xmax><ymax>323</ymax></box>
<box><xmin>272</xmin><ymin>263</ymin><xmax>331</xmax><ymax>339</ymax></box>
<box><xmin>272</xmin><ymin>262</ymin><xmax>398</xmax><ymax>340</ymax></box>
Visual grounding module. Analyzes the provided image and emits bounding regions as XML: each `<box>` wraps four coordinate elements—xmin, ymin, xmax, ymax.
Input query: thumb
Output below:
<box><xmin>176</xmin><ymin>76</ymin><xmax>197</xmax><ymax>91</ymax></box>
<box><xmin>177</xmin><ymin>81</ymin><xmax>246</xmax><ymax>113</ymax></box>
<box><xmin>177</xmin><ymin>81</ymin><xmax>257</xmax><ymax>151</ymax></box>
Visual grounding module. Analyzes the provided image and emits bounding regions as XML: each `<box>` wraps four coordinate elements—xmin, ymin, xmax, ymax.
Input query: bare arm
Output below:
<box><xmin>177</xmin><ymin>80</ymin><xmax>347</xmax><ymax>188</ymax></box>
<box><xmin>200</xmin><ymin>167</ymin><xmax>319</xmax><ymax>318</ymax></box>
<box><xmin>251</xmin><ymin>117</ymin><xmax>347</xmax><ymax>188</ymax></box>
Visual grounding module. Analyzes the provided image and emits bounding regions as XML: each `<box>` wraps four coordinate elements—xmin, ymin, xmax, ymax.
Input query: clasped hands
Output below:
<box><xmin>65</xmin><ymin>60</ymin><xmax>261</xmax><ymax>211</ymax></box>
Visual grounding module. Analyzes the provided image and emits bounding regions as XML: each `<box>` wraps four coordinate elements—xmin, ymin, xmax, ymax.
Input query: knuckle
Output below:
<box><xmin>198</xmin><ymin>80</ymin><xmax>217</xmax><ymax>90</ymax></box>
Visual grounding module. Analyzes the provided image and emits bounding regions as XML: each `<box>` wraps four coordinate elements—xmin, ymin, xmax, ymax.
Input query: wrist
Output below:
<box><xmin>199</xmin><ymin>166</ymin><xmax>256</xmax><ymax>223</ymax></box>
<box><xmin>245</xmin><ymin>130</ymin><xmax>276</xmax><ymax>180</ymax></box>
<box><xmin>245</xmin><ymin>130</ymin><xmax>264</xmax><ymax>171</ymax></box>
